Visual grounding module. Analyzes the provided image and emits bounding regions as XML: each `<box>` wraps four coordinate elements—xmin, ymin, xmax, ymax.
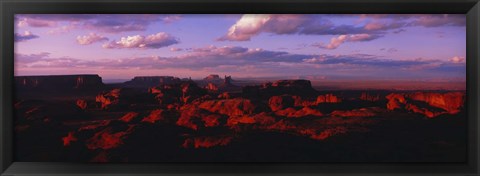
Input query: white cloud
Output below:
<box><xmin>76</xmin><ymin>33</ymin><xmax>109</xmax><ymax>45</ymax></box>
<box><xmin>102</xmin><ymin>32</ymin><xmax>179</xmax><ymax>49</ymax></box>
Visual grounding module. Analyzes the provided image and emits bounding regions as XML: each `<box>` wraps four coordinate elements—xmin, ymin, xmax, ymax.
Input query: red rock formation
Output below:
<box><xmin>95</xmin><ymin>89</ymin><xmax>121</xmax><ymax>109</ymax></box>
<box><xmin>181</xmin><ymin>82</ymin><xmax>207</xmax><ymax>104</ymax></box>
<box><xmin>301</xmin><ymin>127</ymin><xmax>348</xmax><ymax>140</ymax></box>
<box><xmin>86</xmin><ymin>126</ymin><xmax>135</xmax><ymax>150</ymax></box>
<box><xmin>386</xmin><ymin>92</ymin><xmax>464</xmax><ymax>118</ymax></box>
<box><xmin>78</xmin><ymin>120</ymin><xmax>111</xmax><ymax>131</ymax></box>
<box><xmin>386</xmin><ymin>93</ymin><xmax>406</xmax><ymax>110</ymax></box>
<box><xmin>405</xmin><ymin>104</ymin><xmax>444</xmax><ymax>118</ymax></box>
<box><xmin>407</xmin><ymin>92</ymin><xmax>464</xmax><ymax>114</ymax></box>
<box><xmin>218</xmin><ymin>92</ymin><xmax>233</xmax><ymax>99</ymax></box>
<box><xmin>204</xmin><ymin>83</ymin><xmax>218</xmax><ymax>91</ymax></box>
<box><xmin>330</xmin><ymin>107</ymin><xmax>382</xmax><ymax>117</ymax></box>
<box><xmin>268</xmin><ymin>95</ymin><xmax>294</xmax><ymax>111</ymax></box>
<box><xmin>141</xmin><ymin>109</ymin><xmax>164</xmax><ymax>123</ymax></box>
<box><xmin>360</xmin><ymin>92</ymin><xmax>381</xmax><ymax>102</ymax></box>
<box><xmin>202</xmin><ymin>114</ymin><xmax>223</xmax><ymax>127</ymax></box>
<box><xmin>199</xmin><ymin>98</ymin><xmax>256</xmax><ymax>117</ymax></box>
<box><xmin>119</xmin><ymin>112</ymin><xmax>139</xmax><ymax>123</ymax></box>
<box><xmin>76</xmin><ymin>99</ymin><xmax>87</xmax><ymax>110</ymax></box>
<box><xmin>316</xmin><ymin>94</ymin><xmax>341</xmax><ymax>104</ymax></box>
<box><xmin>274</xmin><ymin>106</ymin><xmax>323</xmax><ymax>118</ymax></box>
<box><xmin>148</xmin><ymin>87</ymin><xmax>162</xmax><ymax>94</ymax></box>
<box><xmin>203</xmin><ymin>74</ymin><xmax>222</xmax><ymax>82</ymax></box>
<box><xmin>226</xmin><ymin>115</ymin><xmax>256</xmax><ymax>127</ymax></box>
<box><xmin>182</xmin><ymin>135</ymin><xmax>233</xmax><ymax>148</ymax></box>
<box><xmin>176</xmin><ymin>105</ymin><xmax>205</xmax><ymax>130</ymax></box>
<box><xmin>62</xmin><ymin>132</ymin><xmax>77</xmax><ymax>147</ymax></box>
<box><xmin>227</xmin><ymin>112</ymin><xmax>276</xmax><ymax>128</ymax></box>
<box><xmin>292</xmin><ymin>96</ymin><xmax>317</xmax><ymax>107</ymax></box>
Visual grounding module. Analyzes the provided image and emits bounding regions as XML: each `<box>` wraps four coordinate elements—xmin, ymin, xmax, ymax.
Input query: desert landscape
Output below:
<box><xmin>13</xmin><ymin>74</ymin><xmax>466</xmax><ymax>162</ymax></box>
<box><xmin>13</xmin><ymin>14</ymin><xmax>467</xmax><ymax>162</ymax></box>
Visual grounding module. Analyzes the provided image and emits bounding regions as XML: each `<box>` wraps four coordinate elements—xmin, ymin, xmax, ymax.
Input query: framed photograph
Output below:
<box><xmin>1</xmin><ymin>0</ymin><xmax>479</xmax><ymax>175</ymax></box>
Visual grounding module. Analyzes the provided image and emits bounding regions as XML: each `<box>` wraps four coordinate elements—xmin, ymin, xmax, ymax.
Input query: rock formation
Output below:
<box><xmin>15</xmin><ymin>75</ymin><xmax>104</xmax><ymax>90</ymax></box>
<box><xmin>123</xmin><ymin>76</ymin><xmax>181</xmax><ymax>87</ymax></box>
<box><xmin>386</xmin><ymin>92</ymin><xmax>465</xmax><ymax>118</ymax></box>
<box><xmin>198</xmin><ymin>98</ymin><xmax>257</xmax><ymax>117</ymax></box>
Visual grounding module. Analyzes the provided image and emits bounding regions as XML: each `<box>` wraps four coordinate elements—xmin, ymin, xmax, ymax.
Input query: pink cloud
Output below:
<box><xmin>449</xmin><ymin>56</ymin><xmax>465</xmax><ymax>64</ymax></box>
<box><xmin>170</xmin><ymin>47</ymin><xmax>184</xmax><ymax>52</ymax></box>
<box><xmin>314</xmin><ymin>34</ymin><xmax>381</xmax><ymax>49</ymax></box>
<box><xmin>76</xmin><ymin>33</ymin><xmax>109</xmax><ymax>45</ymax></box>
<box><xmin>102</xmin><ymin>32</ymin><xmax>179</xmax><ymax>49</ymax></box>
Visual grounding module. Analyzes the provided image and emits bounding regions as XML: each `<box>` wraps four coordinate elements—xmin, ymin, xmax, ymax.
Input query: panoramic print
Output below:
<box><xmin>14</xmin><ymin>14</ymin><xmax>466</xmax><ymax>162</ymax></box>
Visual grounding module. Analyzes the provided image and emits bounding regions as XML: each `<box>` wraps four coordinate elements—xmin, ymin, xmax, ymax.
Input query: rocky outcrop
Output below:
<box><xmin>95</xmin><ymin>88</ymin><xmax>154</xmax><ymax>110</ymax></box>
<box><xmin>62</xmin><ymin>132</ymin><xmax>77</xmax><ymax>147</ymax></box>
<box><xmin>274</xmin><ymin>107</ymin><xmax>323</xmax><ymax>118</ymax></box>
<box><xmin>15</xmin><ymin>75</ymin><xmax>104</xmax><ymax>90</ymax></box>
<box><xmin>330</xmin><ymin>107</ymin><xmax>382</xmax><ymax>117</ymax></box>
<box><xmin>386</xmin><ymin>92</ymin><xmax>465</xmax><ymax>118</ymax></box>
<box><xmin>86</xmin><ymin>125</ymin><xmax>135</xmax><ymax>150</ymax></box>
<box><xmin>407</xmin><ymin>92</ymin><xmax>464</xmax><ymax>114</ymax></box>
<box><xmin>181</xmin><ymin>82</ymin><xmax>207</xmax><ymax>104</ymax></box>
<box><xmin>198</xmin><ymin>98</ymin><xmax>257</xmax><ymax>117</ymax></box>
<box><xmin>268</xmin><ymin>94</ymin><xmax>340</xmax><ymax>112</ymax></box>
<box><xmin>203</xmin><ymin>74</ymin><xmax>222</xmax><ymax>84</ymax></box>
<box><xmin>316</xmin><ymin>94</ymin><xmax>341</xmax><ymax>104</ymax></box>
<box><xmin>268</xmin><ymin>95</ymin><xmax>294</xmax><ymax>111</ymax></box>
<box><xmin>119</xmin><ymin>112</ymin><xmax>139</xmax><ymax>123</ymax></box>
<box><xmin>76</xmin><ymin>99</ymin><xmax>88</xmax><ymax>110</ymax></box>
<box><xmin>141</xmin><ymin>109</ymin><xmax>165</xmax><ymax>123</ymax></box>
<box><xmin>176</xmin><ymin>105</ymin><xmax>211</xmax><ymax>130</ymax></box>
<box><xmin>204</xmin><ymin>83</ymin><xmax>218</xmax><ymax>91</ymax></box>
<box><xmin>226</xmin><ymin>112</ymin><xmax>276</xmax><ymax>127</ymax></box>
<box><xmin>123</xmin><ymin>76</ymin><xmax>181</xmax><ymax>87</ymax></box>
<box><xmin>95</xmin><ymin>89</ymin><xmax>122</xmax><ymax>109</ymax></box>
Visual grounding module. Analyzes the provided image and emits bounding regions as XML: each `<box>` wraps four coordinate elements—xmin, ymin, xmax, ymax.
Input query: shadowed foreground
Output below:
<box><xmin>14</xmin><ymin>75</ymin><xmax>466</xmax><ymax>162</ymax></box>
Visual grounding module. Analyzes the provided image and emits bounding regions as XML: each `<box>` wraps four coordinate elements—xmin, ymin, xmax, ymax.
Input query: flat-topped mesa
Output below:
<box><xmin>15</xmin><ymin>74</ymin><xmax>104</xmax><ymax>90</ymax></box>
<box><xmin>204</xmin><ymin>74</ymin><xmax>222</xmax><ymax>82</ymax></box>
<box><xmin>123</xmin><ymin>76</ymin><xmax>181</xmax><ymax>87</ymax></box>
<box><xmin>243</xmin><ymin>79</ymin><xmax>318</xmax><ymax>98</ymax></box>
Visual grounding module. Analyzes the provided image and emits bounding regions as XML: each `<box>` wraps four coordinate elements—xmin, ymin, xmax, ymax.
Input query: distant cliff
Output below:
<box><xmin>123</xmin><ymin>76</ymin><xmax>181</xmax><ymax>87</ymax></box>
<box><xmin>15</xmin><ymin>75</ymin><xmax>104</xmax><ymax>90</ymax></box>
<box><xmin>243</xmin><ymin>79</ymin><xmax>318</xmax><ymax>98</ymax></box>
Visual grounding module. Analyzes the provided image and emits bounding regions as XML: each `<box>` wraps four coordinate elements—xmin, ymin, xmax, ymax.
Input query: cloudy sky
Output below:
<box><xmin>14</xmin><ymin>14</ymin><xmax>466</xmax><ymax>87</ymax></box>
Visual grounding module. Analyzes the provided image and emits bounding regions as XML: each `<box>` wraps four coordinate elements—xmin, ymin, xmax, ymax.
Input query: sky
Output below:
<box><xmin>14</xmin><ymin>14</ymin><xmax>466</xmax><ymax>89</ymax></box>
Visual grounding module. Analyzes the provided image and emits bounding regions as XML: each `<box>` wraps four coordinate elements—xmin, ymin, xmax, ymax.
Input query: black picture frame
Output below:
<box><xmin>1</xmin><ymin>0</ymin><xmax>479</xmax><ymax>175</ymax></box>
